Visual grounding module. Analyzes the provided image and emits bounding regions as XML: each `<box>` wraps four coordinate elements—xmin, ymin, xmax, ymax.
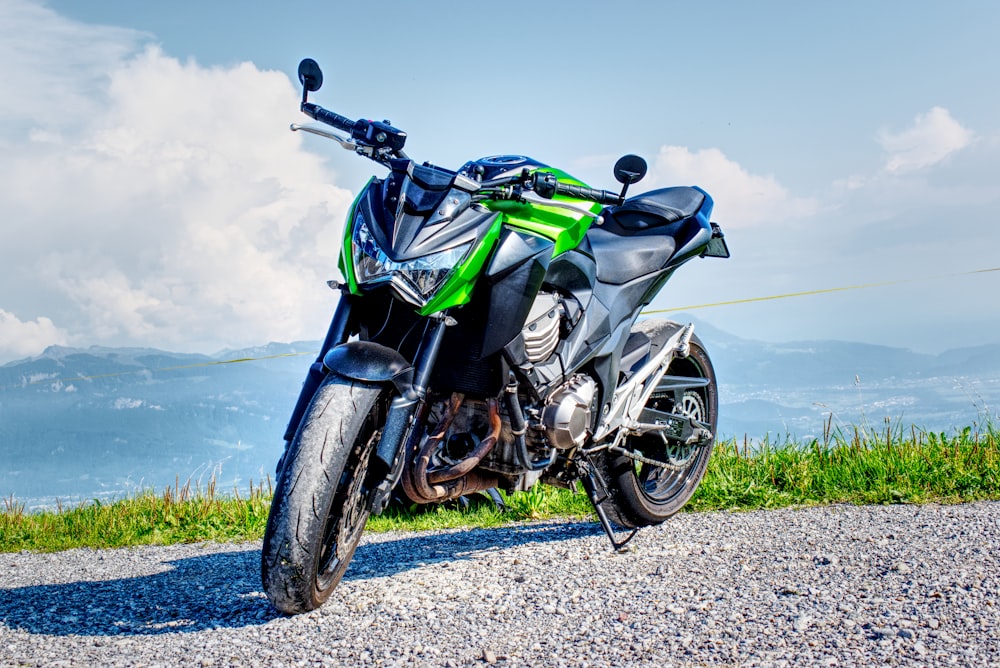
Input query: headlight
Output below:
<box><xmin>351</xmin><ymin>213</ymin><xmax>471</xmax><ymax>305</ymax></box>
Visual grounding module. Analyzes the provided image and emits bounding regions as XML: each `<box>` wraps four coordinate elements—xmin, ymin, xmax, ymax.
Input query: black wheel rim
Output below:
<box><xmin>637</xmin><ymin>389</ymin><xmax>710</xmax><ymax>502</ymax></box>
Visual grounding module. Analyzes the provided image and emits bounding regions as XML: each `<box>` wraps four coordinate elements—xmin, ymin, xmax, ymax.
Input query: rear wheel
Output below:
<box><xmin>261</xmin><ymin>376</ymin><xmax>387</xmax><ymax>614</ymax></box>
<box><xmin>596</xmin><ymin>329</ymin><xmax>718</xmax><ymax>528</ymax></box>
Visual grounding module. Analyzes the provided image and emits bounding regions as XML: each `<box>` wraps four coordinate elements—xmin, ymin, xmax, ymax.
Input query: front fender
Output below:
<box><xmin>323</xmin><ymin>341</ymin><xmax>414</xmax><ymax>394</ymax></box>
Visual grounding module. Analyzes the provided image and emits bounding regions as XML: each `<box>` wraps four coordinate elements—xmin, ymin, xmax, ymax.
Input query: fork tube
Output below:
<box><xmin>410</xmin><ymin>316</ymin><xmax>449</xmax><ymax>400</ymax></box>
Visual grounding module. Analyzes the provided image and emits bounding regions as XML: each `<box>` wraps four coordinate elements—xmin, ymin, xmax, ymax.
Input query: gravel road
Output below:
<box><xmin>2</xmin><ymin>501</ymin><xmax>998</xmax><ymax>667</ymax></box>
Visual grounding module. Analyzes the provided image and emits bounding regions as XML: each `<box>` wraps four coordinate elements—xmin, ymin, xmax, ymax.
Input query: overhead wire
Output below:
<box><xmin>1</xmin><ymin>351</ymin><xmax>316</xmax><ymax>391</ymax></box>
<box><xmin>642</xmin><ymin>266</ymin><xmax>1000</xmax><ymax>315</ymax></box>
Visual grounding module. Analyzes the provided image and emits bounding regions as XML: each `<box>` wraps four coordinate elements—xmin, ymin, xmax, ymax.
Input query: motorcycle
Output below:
<box><xmin>261</xmin><ymin>58</ymin><xmax>731</xmax><ymax>614</ymax></box>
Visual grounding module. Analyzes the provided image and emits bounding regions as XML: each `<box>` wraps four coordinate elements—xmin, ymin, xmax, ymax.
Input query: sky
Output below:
<box><xmin>1</xmin><ymin>0</ymin><xmax>999</xmax><ymax>364</ymax></box>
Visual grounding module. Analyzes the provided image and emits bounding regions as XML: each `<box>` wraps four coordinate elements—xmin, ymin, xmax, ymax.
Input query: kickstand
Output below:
<box><xmin>580</xmin><ymin>468</ymin><xmax>639</xmax><ymax>552</ymax></box>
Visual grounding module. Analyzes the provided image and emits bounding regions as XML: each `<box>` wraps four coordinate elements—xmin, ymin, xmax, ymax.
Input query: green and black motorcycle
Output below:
<box><xmin>261</xmin><ymin>58</ymin><xmax>731</xmax><ymax>614</ymax></box>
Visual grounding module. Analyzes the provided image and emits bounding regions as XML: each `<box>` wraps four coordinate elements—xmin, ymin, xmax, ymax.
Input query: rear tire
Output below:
<box><xmin>261</xmin><ymin>376</ymin><xmax>387</xmax><ymax>614</ymax></box>
<box><xmin>596</xmin><ymin>328</ymin><xmax>718</xmax><ymax>528</ymax></box>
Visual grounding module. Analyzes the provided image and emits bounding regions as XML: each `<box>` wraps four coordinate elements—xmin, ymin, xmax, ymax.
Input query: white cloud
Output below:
<box><xmin>0</xmin><ymin>0</ymin><xmax>149</xmax><ymax>124</ymax></box>
<box><xmin>0</xmin><ymin>310</ymin><xmax>68</xmax><ymax>358</ymax></box>
<box><xmin>0</xmin><ymin>4</ymin><xmax>355</xmax><ymax>362</ymax></box>
<box><xmin>647</xmin><ymin>146</ymin><xmax>818</xmax><ymax>227</ymax></box>
<box><xmin>878</xmin><ymin>107</ymin><xmax>973</xmax><ymax>174</ymax></box>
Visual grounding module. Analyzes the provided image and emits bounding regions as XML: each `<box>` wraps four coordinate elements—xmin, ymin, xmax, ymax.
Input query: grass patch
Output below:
<box><xmin>2</xmin><ymin>421</ymin><xmax>998</xmax><ymax>553</ymax></box>
<box><xmin>688</xmin><ymin>420</ymin><xmax>1000</xmax><ymax>511</ymax></box>
<box><xmin>0</xmin><ymin>477</ymin><xmax>272</xmax><ymax>553</ymax></box>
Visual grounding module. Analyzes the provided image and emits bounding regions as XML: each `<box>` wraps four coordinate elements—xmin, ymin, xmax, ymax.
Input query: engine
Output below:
<box><xmin>519</xmin><ymin>293</ymin><xmax>598</xmax><ymax>450</ymax></box>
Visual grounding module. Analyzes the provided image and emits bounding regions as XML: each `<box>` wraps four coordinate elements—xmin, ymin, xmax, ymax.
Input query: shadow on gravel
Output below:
<box><xmin>0</xmin><ymin>520</ymin><xmax>602</xmax><ymax>637</ymax></box>
<box><xmin>344</xmin><ymin>520</ymin><xmax>605</xmax><ymax>581</ymax></box>
<box><xmin>0</xmin><ymin>548</ymin><xmax>276</xmax><ymax>636</ymax></box>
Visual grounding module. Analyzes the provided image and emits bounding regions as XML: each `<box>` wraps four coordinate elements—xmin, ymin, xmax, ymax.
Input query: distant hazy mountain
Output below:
<box><xmin>1</xmin><ymin>325</ymin><xmax>997</xmax><ymax>507</ymax></box>
<box><xmin>0</xmin><ymin>343</ymin><xmax>318</xmax><ymax>508</ymax></box>
<box><xmin>685</xmin><ymin>316</ymin><xmax>1000</xmax><ymax>441</ymax></box>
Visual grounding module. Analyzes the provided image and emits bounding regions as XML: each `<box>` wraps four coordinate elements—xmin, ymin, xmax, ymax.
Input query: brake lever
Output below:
<box><xmin>290</xmin><ymin>123</ymin><xmax>356</xmax><ymax>150</ymax></box>
<box><xmin>291</xmin><ymin>123</ymin><xmax>408</xmax><ymax>166</ymax></box>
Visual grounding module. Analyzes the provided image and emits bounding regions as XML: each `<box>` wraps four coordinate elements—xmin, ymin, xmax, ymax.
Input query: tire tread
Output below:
<box><xmin>261</xmin><ymin>377</ymin><xmax>383</xmax><ymax>614</ymax></box>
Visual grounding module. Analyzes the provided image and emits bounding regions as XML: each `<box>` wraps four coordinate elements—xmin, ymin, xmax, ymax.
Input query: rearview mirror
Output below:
<box><xmin>613</xmin><ymin>154</ymin><xmax>647</xmax><ymax>185</ymax></box>
<box><xmin>298</xmin><ymin>58</ymin><xmax>324</xmax><ymax>93</ymax></box>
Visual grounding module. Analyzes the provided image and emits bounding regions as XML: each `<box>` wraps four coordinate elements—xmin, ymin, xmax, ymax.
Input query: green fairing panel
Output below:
<box><xmin>489</xmin><ymin>200</ymin><xmax>597</xmax><ymax>256</ymax></box>
<box><xmin>486</xmin><ymin>168</ymin><xmax>601</xmax><ymax>256</ymax></box>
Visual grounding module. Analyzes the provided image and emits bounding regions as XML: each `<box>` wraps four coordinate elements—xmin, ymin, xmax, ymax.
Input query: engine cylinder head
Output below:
<box><xmin>522</xmin><ymin>292</ymin><xmax>562</xmax><ymax>363</ymax></box>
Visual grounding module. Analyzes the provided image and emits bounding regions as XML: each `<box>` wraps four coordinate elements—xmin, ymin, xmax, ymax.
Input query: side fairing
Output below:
<box><xmin>489</xmin><ymin>195</ymin><xmax>600</xmax><ymax>257</ymax></box>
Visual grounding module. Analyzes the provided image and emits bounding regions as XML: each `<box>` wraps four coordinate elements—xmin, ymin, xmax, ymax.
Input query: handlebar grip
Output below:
<box><xmin>301</xmin><ymin>102</ymin><xmax>356</xmax><ymax>134</ymax></box>
<box><xmin>554</xmin><ymin>182</ymin><xmax>621</xmax><ymax>205</ymax></box>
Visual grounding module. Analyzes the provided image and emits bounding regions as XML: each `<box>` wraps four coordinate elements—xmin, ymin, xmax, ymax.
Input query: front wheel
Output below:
<box><xmin>595</xmin><ymin>329</ymin><xmax>718</xmax><ymax>528</ymax></box>
<box><xmin>261</xmin><ymin>376</ymin><xmax>387</xmax><ymax>614</ymax></box>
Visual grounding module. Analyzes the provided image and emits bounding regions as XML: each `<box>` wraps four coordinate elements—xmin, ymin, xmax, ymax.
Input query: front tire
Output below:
<box><xmin>596</xmin><ymin>327</ymin><xmax>718</xmax><ymax>528</ymax></box>
<box><xmin>261</xmin><ymin>376</ymin><xmax>387</xmax><ymax>614</ymax></box>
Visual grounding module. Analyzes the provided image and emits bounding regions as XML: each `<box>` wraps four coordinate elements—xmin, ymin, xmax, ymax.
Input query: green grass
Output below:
<box><xmin>0</xmin><ymin>477</ymin><xmax>273</xmax><ymax>553</ymax></box>
<box><xmin>2</xmin><ymin>420</ymin><xmax>998</xmax><ymax>553</ymax></box>
<box><xmin>687</xmin><ymin>420</ymin><xmax>1000</xmax><ymax>511</ymax></box>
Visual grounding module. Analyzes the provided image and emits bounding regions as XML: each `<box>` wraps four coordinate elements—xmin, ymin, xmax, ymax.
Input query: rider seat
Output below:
<box><xmin>587</xmin><ymin>186</ymin><xmax>706</xmax><ymax>285</ymax></box>
<box><xmin>604</xmin><ymin>186</ymin><xmax>705</xmax><ymax>232</ymax></box>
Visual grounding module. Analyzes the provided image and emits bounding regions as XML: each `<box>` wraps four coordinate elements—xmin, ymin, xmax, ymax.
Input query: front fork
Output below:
<box><xmin>366</xmin><ymin>315</ymin><xmax>449</xmax><ymax>513</ymax></box>
<box><xmin>281</xmin><ymin>296</ymin><xmax>450</xmax><ymax>514</ymax></box>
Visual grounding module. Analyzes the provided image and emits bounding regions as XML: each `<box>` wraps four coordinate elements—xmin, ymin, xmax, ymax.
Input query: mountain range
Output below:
<box><xmin>692</xmin><ymin>318</ymin><xmax>999</xmax><ymax>442</ymax></box>
<box><xmin>2</xmin><ymin>319</ymin><xmax>997</xmax><ymax>508</ymax></box>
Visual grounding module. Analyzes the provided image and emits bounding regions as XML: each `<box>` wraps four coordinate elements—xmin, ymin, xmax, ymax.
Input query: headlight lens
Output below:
<box><xmin>351</xmin><ymin>213</ymin><xmax>470</xmax><ymax>305</ymax></box>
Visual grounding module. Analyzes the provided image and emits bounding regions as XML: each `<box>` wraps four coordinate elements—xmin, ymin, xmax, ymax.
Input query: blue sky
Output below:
<box><xmin>1</xmin><ymin>0</ymin><xmax>998</xmax><ymax>363</ymax></box>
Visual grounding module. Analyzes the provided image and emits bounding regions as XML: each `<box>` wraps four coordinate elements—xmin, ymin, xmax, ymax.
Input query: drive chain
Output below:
<box><xmin>607</xmin><ymin>444</ymin><xmax>695</xmax><ymax>471</ymax></box>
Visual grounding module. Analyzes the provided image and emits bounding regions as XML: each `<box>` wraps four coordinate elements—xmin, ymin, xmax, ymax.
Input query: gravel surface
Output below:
<box><xmin>2</xmin><ymin>501</ymin><xmax>998</xmax><ymax>667</ymax></box>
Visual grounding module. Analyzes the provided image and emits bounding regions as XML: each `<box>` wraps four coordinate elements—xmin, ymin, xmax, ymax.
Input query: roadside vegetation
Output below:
<box><xmin>2</xmin><ymin>420</ymin><xmax>997</xmax><ymax>553</ymax></box>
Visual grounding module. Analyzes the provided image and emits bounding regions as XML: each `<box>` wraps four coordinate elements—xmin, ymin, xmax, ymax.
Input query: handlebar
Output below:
<box><xmin>297</xmin><ymin>63</ymin><xmax>614</xmax><ymax>204</ymax></box>
<box><xmin>300</xmin><ymin>102</ymin><xmax>407</xmax><ymax>154</ymax></box>
<box><xmin>301</xmin><ymin>102</ymin><xmax>356</xmax><ymax>134</ymax></box>
<box><xmin>553</xmin><ymin>181</ymin><xmax>621</xmax><ymax>205</ymax></box>
<box><xmin>531</xmin><ymin>172</ymin><xmax>621</xmax><ymax>205</ymax></box>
